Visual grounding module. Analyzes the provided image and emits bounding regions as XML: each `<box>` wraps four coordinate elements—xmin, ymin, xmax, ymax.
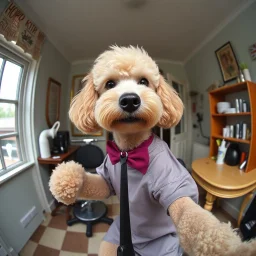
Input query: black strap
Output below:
<box><xmin>117</xmin><ymin>153</ymin><xmax>135</xmax><ymax>256</ymax></box>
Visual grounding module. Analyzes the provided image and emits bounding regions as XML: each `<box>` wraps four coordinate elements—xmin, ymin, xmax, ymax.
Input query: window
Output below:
<box><xmin>0</xmin><ymin>46</ymin><xmax>28</xmax><ymax>177</ymax></box>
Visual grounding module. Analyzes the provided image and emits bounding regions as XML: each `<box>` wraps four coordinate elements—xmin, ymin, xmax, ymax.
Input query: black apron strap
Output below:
<box><xmin>117</xmin><ymin>152</ymin><xmax>135</xmax><ymax>256</ymax></box>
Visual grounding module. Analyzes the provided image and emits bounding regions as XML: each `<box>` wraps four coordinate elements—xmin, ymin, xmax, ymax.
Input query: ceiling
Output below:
<box><xmin>19</xmin><ymin>0</ymin><xmax>249</xmax><ymax>63</ymax></box>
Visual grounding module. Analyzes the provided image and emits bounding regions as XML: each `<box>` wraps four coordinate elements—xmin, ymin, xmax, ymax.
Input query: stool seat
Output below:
<box><xmin>73</xmin><ymin>201</ymin><xmax>107</xmax><ymax>221</ymax></box>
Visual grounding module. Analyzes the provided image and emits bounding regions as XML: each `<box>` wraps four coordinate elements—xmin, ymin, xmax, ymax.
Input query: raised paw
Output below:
<box><xmin>49</xmin><ymin>161</ymin><xmax>85</xmax><ymax>205</ymax></box>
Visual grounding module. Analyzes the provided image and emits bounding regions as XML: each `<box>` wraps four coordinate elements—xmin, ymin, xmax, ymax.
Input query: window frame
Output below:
<box><xmin>0</xmin><ymin>40</ymin><xmax>35</xmax><ymax>183</ymax></box>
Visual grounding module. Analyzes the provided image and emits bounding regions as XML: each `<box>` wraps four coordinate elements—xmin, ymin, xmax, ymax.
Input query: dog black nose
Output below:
<box><xmin>119</xmin><ymin>93</ymin><xmax>141</xmax><ymax>113</ymax></box>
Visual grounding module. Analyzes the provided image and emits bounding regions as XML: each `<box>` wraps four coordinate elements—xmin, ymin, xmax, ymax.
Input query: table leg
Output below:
<box><xmin>237</xmin><ymin>190</ymin><xmax>255</xmax><ymax>227</ymax></box>
<box><xmin>216</xmin><ymin>198</ymin><xmax>221</xmax><ymax>209</ymax></box>
<box><xmin>204</xmin><ymin>192</ymin><xmax>216</xmax><ymax>211</ymax></box>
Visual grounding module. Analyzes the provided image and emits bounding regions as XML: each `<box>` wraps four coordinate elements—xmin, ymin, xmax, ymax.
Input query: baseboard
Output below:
<box><xmin>49</xmin><ymin>199</ymin><xmax>56</xmax><ymax>212</ymax></box>
<box><xmin>220</xmin><ymin>200</ymin><xmax>239</xmax><ymax>220</ymax></box>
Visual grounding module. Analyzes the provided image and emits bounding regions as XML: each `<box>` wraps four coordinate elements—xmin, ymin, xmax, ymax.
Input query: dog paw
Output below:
<box><xmin>49</xmin><ymin>161</ymin><xmax>85</xmax><ymax>205</ymax></box>
<box><xmin>228</xmin><ymin>239</ymin><xmax>256</xmax><ymax>256</ymax></box>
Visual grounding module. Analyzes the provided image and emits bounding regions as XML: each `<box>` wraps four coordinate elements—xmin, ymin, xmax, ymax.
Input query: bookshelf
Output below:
<box><xmin>209</xmin><ymin>81</ymin><xmax>256</xmax><ymax>173</ymax></box>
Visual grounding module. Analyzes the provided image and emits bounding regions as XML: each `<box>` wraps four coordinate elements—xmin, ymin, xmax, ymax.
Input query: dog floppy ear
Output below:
<box><xmin>157</xmin><ymin>75</ymin><xmax>184</xmax><ymax>128</ymax></box>
<box><xmin>69</xmin><ymin>73</ymin><xmax>100</xmax><ymax>133</ymax></box>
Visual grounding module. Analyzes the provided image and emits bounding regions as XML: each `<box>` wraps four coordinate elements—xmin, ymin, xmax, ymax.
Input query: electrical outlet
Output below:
<box><xmin>20</xmin><ymin>206</ymin><xmax>38</xmax><ymax>228</ymax></box>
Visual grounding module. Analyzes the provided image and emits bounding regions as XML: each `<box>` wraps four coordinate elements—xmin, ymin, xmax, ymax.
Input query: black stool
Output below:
<box><xmin>67</xmin><ymin>143</ymin><xmax>113</xmax><ymax>237</ymax></box>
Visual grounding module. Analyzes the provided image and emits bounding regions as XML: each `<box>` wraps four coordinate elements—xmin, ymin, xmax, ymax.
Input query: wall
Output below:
<box><xmin>185</xmin><ymin>2</ymin><xmax>256</xmax><ymax>219</ymax></box>
<box><xmin>185</xmin><ymin>2</ymin><xmax>256</xmax><ymax>145</ymax></box>
<box><xmin>0</xmin><ymin>168</ymin><xmax>44</xmax><ymax>253</ymax></box>
<box><xmin>156</xmin><ymin>60</ymin><xmax>188</xmax><ymax>82</ymax></box>
<box><xmin>69</xmin><ymin>60</ymin><xmax>189</xmax><ymax>155</ymax></box>
<box><xmin>34</xmin><ymin>40</ymin><xmax>71</xmax><ymax>204</ymax></box>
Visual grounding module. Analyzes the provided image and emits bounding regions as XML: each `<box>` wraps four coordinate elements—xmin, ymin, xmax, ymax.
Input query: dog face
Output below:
<box><xmin>69</xmin><ymin>46</ymin><xmax>183</xmax><ymax>134</ymax></box>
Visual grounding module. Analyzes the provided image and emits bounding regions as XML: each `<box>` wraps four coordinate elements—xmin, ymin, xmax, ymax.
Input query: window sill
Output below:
<box><xmin>0</xmin><ymin>161</ymin><xmax>34</xmax><ymax>185</ymax></box>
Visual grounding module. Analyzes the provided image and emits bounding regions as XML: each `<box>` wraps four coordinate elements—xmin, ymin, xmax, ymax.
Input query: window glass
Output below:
<box><xmin>1</xmin><ymin>136</ymin><xmax>21</xmax><ymax>168</ymax></box>
<box><xmin>0</xmin><ymin>103</ymin><xmax>16</xmax><ymax>133</ymax></box>
<box><xmin>0</xmin><ymin>61</ymin><xmax>21</xmax><ymax>100</ymax></box>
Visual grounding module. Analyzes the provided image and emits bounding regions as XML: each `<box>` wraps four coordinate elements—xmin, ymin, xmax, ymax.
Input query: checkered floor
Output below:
<box><xmin>20</xmin><ymin>196</ymin><xmax>120</xmax><ymax>256</ymax></box>
<box><xmin>20</xmin><ymin>194</ymin><xmax>235</xmax><ymax>256</ymax></box>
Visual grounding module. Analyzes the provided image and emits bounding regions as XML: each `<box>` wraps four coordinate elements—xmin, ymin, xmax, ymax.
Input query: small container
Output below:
<box><xmin>240</xmin><ymin>152</ymin><xmax>246</xmax><ymax>165</ymax></box>
<box><xmin>225</xmin><ymin>143</ymin><xmax>241</xmax><ymax>166</ymax></box>
<box><xmin>242</xmin><ymin>123</ymin><xmax>247</xmax><ymax>140</ymax></box>
<box><xmin>235</xmin><ymin>99</ymin><xmax>240</xmax><ymax>113</ymax></box>
<box><xmin>230</xmin><ymin>125</ymin><xmax>234</xmax><ymax>138</ymax></box>
<box><xmin>243</xmin><ymin>101</ymin><xmax>247</xmax><ymax>112</ymax></box>
<box><xmin>224</xmin><ymin>108</ymin><xmax>236</xmax><ymax>114</ymax></box>
<box><xmin>236</xmin><ymin>123</ymin><xmax>240</xmax><ymax>139</ymax></box>
<box><xmin>239</xmin><ymin>99</ymin><xmax>243</xmax><ymax>112</ymax></box>
<box><xmin>216</xmin><ymin>140</ymin><xmax>227</xmax><ymax>165</ymax></box>
<box><xmin>240</xmin><ymin>70</ymin><xmax>245</xmax><ymax>82</ymax></box>
<box><xmin>217</xmin><ymin>102</ymin><xmax>231</xmax><ymax>114</ymax></box>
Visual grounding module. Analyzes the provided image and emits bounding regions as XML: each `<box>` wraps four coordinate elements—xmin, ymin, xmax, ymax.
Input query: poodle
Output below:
<box><xmin>49</xmin><ymin>46</ymin><xmax>256</xmax><ymax>256</ymax></box>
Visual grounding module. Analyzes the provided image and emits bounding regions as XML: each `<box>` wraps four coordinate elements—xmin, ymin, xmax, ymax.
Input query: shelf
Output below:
<box><xmin>209</xmin><ymin>81</ymin><xmax>248</xmax><ymax>95</ymax></box>
<box><xmin>212</xmin><ymin>112</ymin><xmax>251</xmax><ymax>117</ymax></box>
<box><xmin>209</xmin><ymin>81</ymin><xmax>256</xmax><ymax>172</ymax></box>
<box><xmin>212</xmin><ymin>135</ymin><xmax>250</xmax><ymax>144</ymax></box>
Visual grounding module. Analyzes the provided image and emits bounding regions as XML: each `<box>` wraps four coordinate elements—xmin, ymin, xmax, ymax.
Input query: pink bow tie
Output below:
<box><xmin>106</xmin><ymin>135</ymin><xmax>154</xmax><ymax>175</ymax></box>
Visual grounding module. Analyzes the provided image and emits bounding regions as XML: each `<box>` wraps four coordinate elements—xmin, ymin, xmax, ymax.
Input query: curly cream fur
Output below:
<box><xmin>92</xmin><ymin>45</ymin><xmax>160</xmax><ymax>90</ymax></box>
<box><xmin>169</xmin><ymin>197</ymin><xmax>256</xmax><ymax>256</ymax></box>
<box><xmin>157</xmin><ymin>75</ymin><xmax>184</xmax><ymax>128</ymax></box>
<box><xmin>49</xmin><ymin>161</ymin><xmax>110</xmax><ymax>205</ymax></box>
<box><xmin>69</xmin><ymin>46</ymin><xmax>182</xmax><ymax>137</ymax></box>
<box><xmin>79</xmin><ymin>172</ymin><xmax>110</xmax><ymax>200</ymax></box>
<box><xmin>69</xmin><ymin>74</ymin><xmax>100</xmax><ymax>134</ymax></box>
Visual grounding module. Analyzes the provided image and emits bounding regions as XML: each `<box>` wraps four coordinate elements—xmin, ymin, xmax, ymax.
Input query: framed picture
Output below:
<box><xmin>46</xmin><ymin>78</ymin><xmax>61</xmax><ymax>127</ymax></box>
<box><xmin>249</xmin><ymin>43</ymin><xmax>256</xmax><ymax>60</ymax></box>
<box><xmin>215</xmin><ymin>42</ymin><xmax>239</xmax><ymax>83</ymax></box>
<box><xmin>70</xmin><ymin>74</ymin><xmax>103</xmax><ymax>137</ymax></box>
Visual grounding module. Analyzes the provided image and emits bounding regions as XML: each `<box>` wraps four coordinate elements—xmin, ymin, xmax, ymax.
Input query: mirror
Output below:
<box><xmin>46</xmin><ymin>78</ymin><xmax>61</xmax><ymax>128</ymax></box>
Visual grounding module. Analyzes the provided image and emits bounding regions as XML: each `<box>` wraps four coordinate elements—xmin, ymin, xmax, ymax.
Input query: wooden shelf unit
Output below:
<box><xmin>209</xmin><ymin>81</ymin><xmax>256</xmax><ymax>173</ymax></box>
<box><xmin>212</xmin><ymin>135</ymin><xmax>250</xmax><ymax>144</ymax></box>
<box><xmin>212</xmin><ymin>112</ymin><xmax>251</xmax><ymax>117</ymax></box>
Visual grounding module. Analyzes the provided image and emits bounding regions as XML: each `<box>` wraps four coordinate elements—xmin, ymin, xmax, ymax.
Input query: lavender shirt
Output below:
<box><xmin>97</xmin><ymin>135</ymin><xmax>198</xmax><ymax>256</ymax></box>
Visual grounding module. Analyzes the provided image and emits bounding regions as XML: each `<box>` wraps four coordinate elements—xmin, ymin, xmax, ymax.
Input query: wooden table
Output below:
<box><xmin>38</xmin><ymin>145</ymin><xmax>79</xmax><ymax>165</ymax></box>
<box><xmin>192</xmin><ymin>158</ymin><xmax>256</xmax><ymax>226</ymax></box>
<box><xmin>38</xmin><ymin>145</ymin><xmax>80</xmax><ymax>219</ymax></box>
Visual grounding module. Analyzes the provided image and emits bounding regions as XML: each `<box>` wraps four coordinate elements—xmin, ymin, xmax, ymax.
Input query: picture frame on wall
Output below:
<box><xmin>70</xmin><ymin>74</ymin><xmax>103</xmax><ymax>137</ymax></box>
<box><xmin>46</xmin><ymin>78</ymin><xmax>61</xmax><ymax>128</ymax></box>
<box><xmin>215</xmin><ymin>41</ymin><xmax>239</xmax><ymax>83</ymax></box>
<box><xmin>249</xmin><ymin>43</ymin><xmax>256</xmax><ymax>60</ymax></box>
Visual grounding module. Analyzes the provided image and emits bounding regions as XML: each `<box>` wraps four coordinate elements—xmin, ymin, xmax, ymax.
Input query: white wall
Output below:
<box><xmin>0</xmin><ymin>168</ymin><xmax>44</xmax><ymax>253</ymax></box>
<box><xmin>34</xmin><ymin>40</ymin><xmax>71</xmax><ymax>204</ymax></box>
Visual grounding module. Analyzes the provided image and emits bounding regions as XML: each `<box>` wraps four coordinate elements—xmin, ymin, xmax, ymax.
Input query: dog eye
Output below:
<box><xmin>138</xmin><ymin>78</ymin><xmax>149</xmax><ymax>86</ymax></box>
<box><xmin>105</xmin><ymin>80</ymin><xmax>116</xmax><ymax>89</ymax></box>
